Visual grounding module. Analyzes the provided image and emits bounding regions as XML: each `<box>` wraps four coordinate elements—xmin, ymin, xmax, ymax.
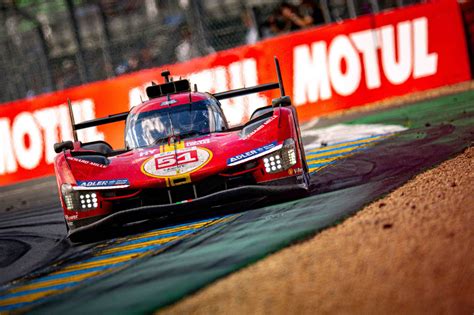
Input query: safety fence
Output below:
<box><xmin>0</xmin><ymin>0</ymin><xmax>470</xmax><ymax>185</ymax></box>
<box><xmin>0</xmin><ymin>0</ymin><xmax>425</xmax><ymax>104</ymax></box>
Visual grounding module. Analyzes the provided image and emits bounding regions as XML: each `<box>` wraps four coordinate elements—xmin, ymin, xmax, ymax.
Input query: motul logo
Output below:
<box><xmin>293</xmin><ymin>17</ymin><xmax>438</xmax><ymax>105</ymax></box>
<box><xmin>0</xmin><ymin>100</ymin><xmax>103</xmax><ymax>175</ymax></box>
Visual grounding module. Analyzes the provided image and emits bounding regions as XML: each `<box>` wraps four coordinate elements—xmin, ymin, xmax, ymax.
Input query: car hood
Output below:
<box><xmin>68</xmin><ymin>126</ymin><xmax>283</xmax><ymax>190</ymax></box>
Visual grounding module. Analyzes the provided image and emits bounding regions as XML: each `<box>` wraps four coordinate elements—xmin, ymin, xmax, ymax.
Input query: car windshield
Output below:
<box><xmin>125</xmin><ymin>99</ymin><xmax>227</xmax><ymax>149</ymax></box>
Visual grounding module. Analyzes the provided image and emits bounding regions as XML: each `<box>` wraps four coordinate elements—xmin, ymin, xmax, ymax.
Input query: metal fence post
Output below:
<box><xmin>189</xmin><ymin>0</ymin><xmax>211</xmax><ymax>55</ymax></box>
<box><xmin>65</xmin><ymin>0</ymin><xmax>88</xmax><ymax>84</ymax></box>
<box><xmin>35</xmin><ymin>24</ymin><xmax>55</xmax><ymax>92</ymax></box>
<box><xmin>347</xmin><ymin>0</ymin><xmax>357</xmax><ymax>18</ymax></box>
<box><xmin>320</xmin><ymin>0</ymin><xmax>332</xmax><ymax>23</ymax></box>
<box><xmin>9</xmin><ymin>3</ymin><xmax>55</xmax><ymax>95</ymax></box>
<box><xmin>369</xmin><ymin>0</ymin><xmax>380</xmax><ymax>13</ymax></box>
<box><xmin>97</xmin><ymin>2</ymin><xmax>114</xmax><ymax>78</ymax></box>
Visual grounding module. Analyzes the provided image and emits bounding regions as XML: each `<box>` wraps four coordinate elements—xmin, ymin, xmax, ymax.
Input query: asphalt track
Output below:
<box><xmin>0</xmin><ymin>90</ymin><xmax>473</xmax><ymax>314</ymax></box>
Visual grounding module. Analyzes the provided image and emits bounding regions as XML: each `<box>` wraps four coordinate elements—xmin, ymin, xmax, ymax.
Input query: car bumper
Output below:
<box><xmin>68</xmin><ymin>183</ymin><xmax>308</xmax><ymax>241</ymax></box>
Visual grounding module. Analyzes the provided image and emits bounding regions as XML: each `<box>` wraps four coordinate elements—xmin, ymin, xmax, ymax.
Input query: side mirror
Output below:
<box><xmin>54</xmin><ymin>141</ymin><xmax>74</xmax><ymax>153</ymax></box>
<box><xmin>272</xmin><ymin>95</ymin><xmax>292</xmax><ymax>107</ymax></box>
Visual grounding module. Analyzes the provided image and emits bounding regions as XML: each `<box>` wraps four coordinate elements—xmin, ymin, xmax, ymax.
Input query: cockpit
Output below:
<box><xmin>125</xmin><ymin>99</ymin><xmax>228</xmax><ymax>149</ymax></box>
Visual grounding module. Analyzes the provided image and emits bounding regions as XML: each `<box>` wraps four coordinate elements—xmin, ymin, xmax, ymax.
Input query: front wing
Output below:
<box><xmin>68</xmin><ymin>183</ymin><xmax>308</xmax><ymax>241</ymax></box>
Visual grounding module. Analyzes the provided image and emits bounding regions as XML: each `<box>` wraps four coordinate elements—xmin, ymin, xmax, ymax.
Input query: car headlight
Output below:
<box><xmin>79</xmin><ymin>192</ymin><xmax>99</xmax><ymax>209</ymax></box>
<box><xmin>262</xmin><ymin>138</ymin><xmax>297</xmax><ymax>174</ymax></box>
<box><xmin>61</xmin><ymin>183</ymin><xmax>73</xmax><ymax>195</ymax></box>
<box><xmin>283</xmin><ymin>138</ymin><xmax>297</xmax><ymax>165</ymax></box>
<box><xmin>263</xmin><ymin>154</ymin><xmax>282</xmax><ymax>173</ymax></box>
<box><xmin>61</xmin><ymin>184</ymin><xmax>99</xmax><ymax>211</ymax></box>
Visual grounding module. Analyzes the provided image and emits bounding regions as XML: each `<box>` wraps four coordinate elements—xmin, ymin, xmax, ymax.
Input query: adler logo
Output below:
<box><xmin>227</xmin><ymin>141</ymin><xmax>278</xmax><ymax>166</ymax></box>
<box><xmin>293</xmin><ymin>17</ymin><xmax>438</xmax><ymax>105</ymax></box>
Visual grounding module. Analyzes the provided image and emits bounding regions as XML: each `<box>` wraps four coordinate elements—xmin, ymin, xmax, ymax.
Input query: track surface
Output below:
<box><xmin>1</xmin><ymin>90</ymin><xmax>473</xmax><ymax>314</ymax></box>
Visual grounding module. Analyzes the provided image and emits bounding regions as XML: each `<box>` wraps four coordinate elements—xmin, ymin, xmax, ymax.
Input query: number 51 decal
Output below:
<box><xmin>155</xmin><ymin>150</ymin><xmax>198</xmax><ymax>170</ymax></box>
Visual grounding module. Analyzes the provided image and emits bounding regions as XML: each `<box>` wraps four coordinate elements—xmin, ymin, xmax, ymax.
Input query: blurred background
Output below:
<box><xmin>0</xmin><ymin>0</ymin><xmax>423</xmax><ymax>104</ymax></box>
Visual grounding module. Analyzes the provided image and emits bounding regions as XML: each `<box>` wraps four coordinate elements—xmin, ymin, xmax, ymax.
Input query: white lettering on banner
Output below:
<box><xmin>0</xmin><ymin>119</ymin><xmax>17</xmax><ymax>174</ymax></box>
<box><xmin>128</xmin><ymin>58</ymin><xmax>267</xmax><ymax>126</ymax></box>
<box><xmin>229</xmin><ymin>61</ymin><xmax>244</xmax><ymax>120</ymax></box>
<box><xmin>380</xmin><ymin>21</ymin><xmax>412</xmax><ymax>84</ymax></box>
<box><xmin>293</xmin><ymin>17</ymin><xmax>439</xmax><ymax>105</ymax></box>
<box><xmin>189</xmin><ymin>59</ymin><xmax>267</xmax><ymax>125</ymax></box>
<box><xmin>34</xmin><ymin>107</ymin><xmax>59</xmax><ymax>164</ymax></box>
<box><xmin>240</xmin><ymin>59</ymin><xmax>268</xmax><ymax>118</ymax></box>
<box><xmin>328</xmin><ymin>35</ymin><xmax>361</xmax><ymax>96</ymax></box>
<box><xmin>129</xmin><ymin>82</ymin><xmax>155</xmax><ymax>109</ymax></box>
<box><xmin>294</xmin><ymin>42</ymin><xmax>332</xmax><ymax>105</ymax></box>
<box><xmin>213</xmin><ymin>67</ymin><xmax>228</xmax><ymax>103</ymax></box>
<box><xmin>129</xmin><ymin>87</ymin><xmax>143</xmax><ymax>109</ymax></box>
<box><xmin>0</xmin><ymin>99</ymin><xmax>103</xmax><ymax>175</ymax></box>
<box><xmin>12</xmin><ymin>112</ymin><xmax>43</xmax><ymax>170</ymax></box>
<box><xmin>58</xmin><ymin>105</ymin><xmax>73</xmax><ymax>143</ymax></box>
<box><xmin>350</xmin><ymin>30</ymin><xmax>381</xmax><ymax>89</ymax></box>
<box><xmin>73</xmin><ymin>100</ymin><xmax>104</xmax><ymax>142</ymax></box>
<box><xmin>190</xmin><ymin>69</ymin><xmax>213</xmax><ymax>93</ymax></box>
<box><xmin>413</xmin><ymin>17</ymin><xmax>438</xmax><ymax>78</ymax></box>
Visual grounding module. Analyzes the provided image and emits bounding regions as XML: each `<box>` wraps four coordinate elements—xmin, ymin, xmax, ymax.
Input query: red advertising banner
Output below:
<box><xmin>0</xmin><ymin>0</ymin><xmax>470</xmax><ymax>186</ymax></box>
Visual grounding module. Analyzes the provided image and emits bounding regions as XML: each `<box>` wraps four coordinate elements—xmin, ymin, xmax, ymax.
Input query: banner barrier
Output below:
<box><xmin>0</xmin><ymin>0</ymin><xmax>469</xmax><ymax>185</ymax></box>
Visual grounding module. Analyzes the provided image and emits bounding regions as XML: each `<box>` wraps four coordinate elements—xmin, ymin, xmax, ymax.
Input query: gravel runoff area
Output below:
<box><xmin>160</xmin><ymin>146</ymin><xmax>474</xmax><ymax>314</ymax></box>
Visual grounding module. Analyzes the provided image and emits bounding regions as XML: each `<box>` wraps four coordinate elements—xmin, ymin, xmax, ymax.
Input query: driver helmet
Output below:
<box><xmin>174</xmin><ymin>110</ymin><xmax>193</xmax><ymax>134</ymax></box>
<box><xmin>191</xmin><ymin>109</ymin><xmax>210</xmax><ymax>133</ymax></box>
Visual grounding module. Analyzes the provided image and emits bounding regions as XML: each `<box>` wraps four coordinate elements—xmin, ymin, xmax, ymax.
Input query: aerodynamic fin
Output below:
<box><xmin>67</xmin><ymin>98</ymin><xmax>79</xmax><ymax>142</ymax></box>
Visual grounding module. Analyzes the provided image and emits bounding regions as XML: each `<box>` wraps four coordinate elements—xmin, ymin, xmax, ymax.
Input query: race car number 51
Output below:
<box><xmin>141</xmin><ymin>147</ymin><xmax>212</xmax><ymax>178</ymax></box>
<box><xmin>155</xmin><ymin>151</ymin><xmax>198</xmax><ymax>170</ymax></box>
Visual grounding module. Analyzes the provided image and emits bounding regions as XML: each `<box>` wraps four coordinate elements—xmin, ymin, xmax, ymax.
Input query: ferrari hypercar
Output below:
<box><xmin>53</xmin><ymin>58</ymin><xmax>310</xmax><ymax>240</ymax></box>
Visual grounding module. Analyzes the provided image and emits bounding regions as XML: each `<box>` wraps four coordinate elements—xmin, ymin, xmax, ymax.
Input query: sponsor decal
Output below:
<box><xmin>141</xmin><ymin>146</ymin><xmax>212</xmax><ymax>178</ymax></box>
<box><xmin>293</xmin><ymin>168</ymin><xmax>303</xmax><ymax>174</ymax></box>
<box><xmin>293</xmin><ymin>17</ymin><xmax>438</xmax><ymax>106</ymax></box>
<box><xmin>77</xmin><ymin>179</ymin><xmax>129</xmax><ymax>187</ymax></box>
<box><xmin>227</xmin><ymin>141</ymin><xmax>278</xmax><ymax>166</ymax></box>
<box><xmin>138</xmin><ymin>148</ymin><xmax>159</xmax><ymax>157</ymax></box>
<box><xmin>185</xmin><ymin>138</ymin><xmax>210</xmax><ymax>147</ymax></box>
<box><xmin>67</xmin><ymin>157</ymin><xmax>107</xmax><ymax>168</ymax></box>
<box><xmin>0</xmin><ymin>99</ymin><xmax>103</xmax><ymax>175</ymax></box>
<box><xmin>243</xmin><ymin>115</ymin><xmax>278</xmax><ymax>139</ymax></box>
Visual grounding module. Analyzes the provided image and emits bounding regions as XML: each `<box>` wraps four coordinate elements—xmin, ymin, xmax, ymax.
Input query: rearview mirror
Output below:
<box><xmin>54</xmin><ymin>141</ymin><xmax>74</xmax><ymax>153</ymax></box>
<box><xmin>272</xmin><ymin>96</ymin><xmax>292</xmax><ymax>107</ymax></box>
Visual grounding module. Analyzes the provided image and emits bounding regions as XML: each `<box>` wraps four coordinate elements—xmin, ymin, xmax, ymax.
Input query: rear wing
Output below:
<box><xmin>68</xmin><ymin>57</ymin><xmax>286</xmax><ymax>142</ymax></box>
<box><xmin>214</xmin><ymin>57</ymin><xmax>285</xmax><ymax>100</ymax></box>
<box><xmin>69</xmin><ymin>101</ymin><xmax>128</xmax><ymax>142</ymax></box>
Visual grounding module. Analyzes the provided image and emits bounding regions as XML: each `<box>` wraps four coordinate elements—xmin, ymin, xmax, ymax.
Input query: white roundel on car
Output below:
<box><xmin>141</xmin><ymin>147</ymin><xmax>211</xmax><ymax>177</ymax></box>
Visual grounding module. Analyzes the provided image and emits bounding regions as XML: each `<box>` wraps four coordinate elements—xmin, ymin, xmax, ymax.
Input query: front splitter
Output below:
<box><xmin>68</xmin><ymin>184</ymin><xmax>308</xmax><ymax>241</ymax></box>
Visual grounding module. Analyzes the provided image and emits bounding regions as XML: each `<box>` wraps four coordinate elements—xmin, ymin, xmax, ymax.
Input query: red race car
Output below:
<box><xmin>53</xmin><ymin>58</ymin><xmax>309</xmax><ymax>240</ymax></box>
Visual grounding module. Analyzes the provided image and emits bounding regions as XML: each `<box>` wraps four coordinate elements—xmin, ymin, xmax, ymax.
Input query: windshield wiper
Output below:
<box><xmin>151</xmin><ymin>137</ymin><xmax>169</xmax><ymax>146</ymax></box>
